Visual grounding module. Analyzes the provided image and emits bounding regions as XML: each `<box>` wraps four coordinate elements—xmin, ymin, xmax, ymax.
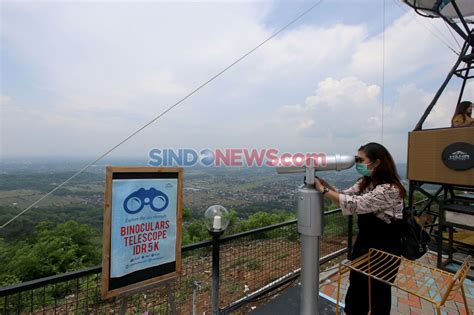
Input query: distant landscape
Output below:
<box><xmin>0</xmin><ymin>158</ymin><xmax>408</xmax><ymax>286</ymax></box>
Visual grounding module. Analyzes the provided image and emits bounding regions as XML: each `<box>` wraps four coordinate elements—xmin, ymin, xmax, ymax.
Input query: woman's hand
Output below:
<box><xmin>315</xmin><ymin>178</ymin><xmax>340</xmax><ymax>204</ymax></box>
<box><xmin>314</xmin><ymin>179</ymin><xmax>324</xmax><ymax>193</ymax></box>
<box><xmin>316</xmin><ymin>177</ymin><xmax>336</xmax><ymax>191</ymax></box>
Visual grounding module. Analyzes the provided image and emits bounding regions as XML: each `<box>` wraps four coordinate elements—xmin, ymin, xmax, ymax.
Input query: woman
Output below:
<box><xmin>451</xmin><ymin>101</ymin><xmax>473</xmax><ymax>127</ymax></box>
<box><xmin>315</xmin><ymin>142</ymin><xmax>405</xmax><ymax>315</ymax></box>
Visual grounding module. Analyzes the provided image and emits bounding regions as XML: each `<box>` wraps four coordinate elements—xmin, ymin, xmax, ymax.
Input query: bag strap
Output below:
<box><xmin>404</xmin><ymin>200</ymin><xmax>429</xmax><ymax>246</ymax></box>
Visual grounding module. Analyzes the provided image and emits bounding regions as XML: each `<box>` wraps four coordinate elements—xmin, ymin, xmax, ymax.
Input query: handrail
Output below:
<box><xmin>0</xmin><ymin>265</ymin><xmax>102</xmax><ymax>296</ymax></box>
<box><xmin>0</xmin><ymin>208</ymin><xmax>342</xmax><ymax>297</ymax></box>
<box><xmin>220</xmin><ymin>219</ymin><xmax>297</xmax><ymax>243</ymax></box>
<box><xmin>0</xmin><ymin>197</ymin><xmax>431</xmax><ymax>298</ymax></box>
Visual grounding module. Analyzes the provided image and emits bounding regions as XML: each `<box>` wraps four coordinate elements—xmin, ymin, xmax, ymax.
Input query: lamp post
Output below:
<box><xmin>204</xmin><ymin>205</ymin><xmax>230</xmax><ymax>315</ymax></box>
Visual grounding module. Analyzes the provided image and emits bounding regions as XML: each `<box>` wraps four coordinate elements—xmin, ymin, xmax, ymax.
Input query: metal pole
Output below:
<box><xmin>450</xmin><ymin>0</ymin><xmax>471</xmax><ymax>36</ymax></box>
<box><xmin>300</xmin><ymin>234</ymin><xmax>320</xmax><ymax>314</ymax></box>
<box><xmin>298</xmin><ymin>159</ymin><xmax>324</xmax><ymax>315</ymax></box>
<box><xmin>276</xmin><ymin>155</ymin><xmax>354</xmax><ymax>314</ymax></box>
<box><xmin>192</xmin><ymin>281</ymin><xmax>201</xmax><ymax>315</ymax></box>
<box><xmin>211</xmin><ymin>233</ymin><xmax>221</xmax><ymax>315</ymax></box>
<box><xmin>414</xmin><ymin>54</ymin><xmax>464</xmax><ymax>130</ymax></box>
<box><xmin>456</xmin><ymin>47</ymin><xmax>473</xmax><ymax>106</ymax></box>
<box><xmin>414</xmin><ymin>39</ymin><xmax>470</xmax><ymax>130</ymax></box>
<box><xmin>193</xmin><ymin>288</ymin><xmax>197</xmax><ymax>315</ymax></box>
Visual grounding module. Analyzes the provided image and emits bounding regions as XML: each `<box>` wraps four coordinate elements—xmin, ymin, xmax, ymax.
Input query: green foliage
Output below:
<box><xmin>324</xmin><ymin>198</ymin><xmax>341</xmax><ymax>210</ymax></box>
<box><xmin>182</xmin><ymin>219</ymin><xmax>208</xmax><ymax>245</ymax></box>
<box><xmin>230</xmin><ymin>257</ymin><xmax>262</xmax><ymax>271</ymax></box>
<box><xmin>1</xmin><ymin>220</ymin><xmax>101</xmax><ymax>284</ymax></box>
<box><xmin>0</xmin><ymin>205</ymin><xmax>103</xmax><ymax>243</ymax></box>
<box><xmin>0</xmin><ymin>238</ymin><xmax>20</xmax><ymax>286</ymax></box>
<box><xmin>276</xmin><ymin>252</ymin><xmax>289</xmax><ymax>260</ymax></box>
<box><xmin>0</xmin><ymin>172</ymin><xmax>103</xmax><ymax>192</ymax></box>
<box><xmin>246</xmin><ymin>260</ymin><xmax>262</xmax><ymax>270</ymax></box>
<box><xmin>283</xmin><ymin>224</ymin><xmax>299</xmax><ymax>242</ymax></box>
<box><xmin>182</xmin><ymin>207</ymin><xmax>192</xmax><ymax>221</ymax></box>
<box><xmin>241</xmin><ymin>211</ymin><xmax>294</xmax><ymax>230</ymax></box>
<box><xmin>413</xmin><ymin>191</ymin><xmax>428</xmax><ymax>204</ymax></box>
<box><xmin>324</xmin><ymin>212</ymin><xmax>348</xmax><ymax>236</ymax></box>
<box><xmin>181</xmin><ymin>210</ymin><xmax>296</xmax><ymax>245</ymax></box>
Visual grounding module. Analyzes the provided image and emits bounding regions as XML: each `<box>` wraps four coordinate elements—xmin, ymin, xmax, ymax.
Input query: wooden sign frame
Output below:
<box><xmin>101</xmin><ymin>167</ymin><xmax>183</xmax><ymax>299</ymax></box>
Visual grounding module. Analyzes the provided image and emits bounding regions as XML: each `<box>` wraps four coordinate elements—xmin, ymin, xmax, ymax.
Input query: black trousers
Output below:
<box><xmin>344</xmin><ymin>213</ymin><xmax>402</xmax><ymax>315</ymax></box>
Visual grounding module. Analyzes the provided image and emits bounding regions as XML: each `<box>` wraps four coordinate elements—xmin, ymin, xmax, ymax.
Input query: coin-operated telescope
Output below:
<box><xmin>276</xmin><ymin>154</ymin><xmax>355</xmax><ymax>315</ymax></box>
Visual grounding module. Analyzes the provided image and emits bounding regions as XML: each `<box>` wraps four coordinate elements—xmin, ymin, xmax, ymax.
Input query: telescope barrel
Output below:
<box><xmin>276</xmin><ymin>154</ymin><xmax>355</xmax><ymax>174</ymax></box>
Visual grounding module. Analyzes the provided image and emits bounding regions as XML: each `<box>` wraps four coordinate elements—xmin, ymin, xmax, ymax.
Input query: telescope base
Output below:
<box><xmin>249</xmin><ymin>285</ymin><xmax>339</xmax><ymax>315</ymax></box>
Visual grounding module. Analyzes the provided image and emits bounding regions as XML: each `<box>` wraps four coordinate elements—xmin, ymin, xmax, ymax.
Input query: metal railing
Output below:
<box><xmin>1</xmin><ymin>209</ymin><xmax>350</xmax><ymax>314</ymax></box>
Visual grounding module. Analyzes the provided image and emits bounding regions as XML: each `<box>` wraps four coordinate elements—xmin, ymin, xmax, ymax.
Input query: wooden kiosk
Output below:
<box><xmin>408</xmin><ymin>128</ymin><xmax>473</xmax><ymax>269</ymax></box>
<box><xmin>404</xmin><ymin>0</ymin><xmax>474</xmax><ymax>270</ymax></box>
<box><xmin>408</xmin><ymin>127</ymin><xmax>473</xmax><ymax>188</ymax></box>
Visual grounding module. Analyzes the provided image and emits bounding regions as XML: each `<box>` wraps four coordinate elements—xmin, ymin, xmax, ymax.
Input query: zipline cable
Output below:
<box><xmin>0</xmin><ymin>0</ymin><xmax>323</xmax><ymax>229</ymax></box>
<box><xmin>392</xmin><ymin>0</ymin><xmax>460</xmax><ymax>56</ymax></box>
<box><xmin>444</xmin><ymin>19</ymin><xmax>462</xmax><ymax>51</ymax></box>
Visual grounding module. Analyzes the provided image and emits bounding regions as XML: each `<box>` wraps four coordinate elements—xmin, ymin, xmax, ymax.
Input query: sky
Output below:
<box><xmin>1</xmin><ymin>0</ymin><xmax>473</xmax><ymax>163</ymax></box>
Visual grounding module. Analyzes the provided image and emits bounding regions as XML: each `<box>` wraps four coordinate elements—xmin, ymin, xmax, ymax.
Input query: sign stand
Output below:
<box><xmin>119</xmin><ymin>296</ymin><xmax>128</xmax><ymax>315</ymax></box>
<box><xmin>166</xmin><ymin>282</ymin><xmax>177</xmax><ymax>315</ymax></box>
<box><xmin>101</xmin><ymin>167</ymin><xmax>183</xmax><ymax>300</ymax></box>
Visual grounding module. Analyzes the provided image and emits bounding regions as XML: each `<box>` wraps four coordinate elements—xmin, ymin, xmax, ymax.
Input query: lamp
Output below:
<box><xmin>204</xmin><ymin>205</ymin><xmax>229</xmax><ymax>315</ymax></box>
<box><xmin>204</xmin><ymin>205</ymin><xmax>230</xmax><ymax>235</ymax></box>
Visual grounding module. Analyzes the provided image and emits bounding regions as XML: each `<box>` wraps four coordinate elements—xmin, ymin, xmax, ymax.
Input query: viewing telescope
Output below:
<box><xmin>276</xmin><ymin>154</ymin><xmax>356</xmax><ymax>174</ymax></box>
<box><xmin>276</xmin><ymin>154</ymin><xmax>355</xmax><ymax>315</ymax></box>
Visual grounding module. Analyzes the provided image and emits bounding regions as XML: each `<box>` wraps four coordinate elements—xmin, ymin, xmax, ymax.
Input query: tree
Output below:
<box><xmin>4</xmin><ymin>220</ymin><xmax>101</xmax><ymax>282</ymax></box>
<box><xmin>238</xmin><ymin>211</ymin><xmax>295</xmax><ymax>231</ymax></box>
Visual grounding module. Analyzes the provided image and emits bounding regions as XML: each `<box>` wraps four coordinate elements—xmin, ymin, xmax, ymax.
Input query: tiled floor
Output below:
<box><xmin>320</xmin><ymin>252</ymin><xmax>473</xmax><ymax>315</ymax></box>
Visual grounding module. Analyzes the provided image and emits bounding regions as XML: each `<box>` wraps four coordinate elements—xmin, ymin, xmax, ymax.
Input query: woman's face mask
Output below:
<box><xmin>355</xmin><ymin>161</ymin><xmax>374</xmax><ymax>176</ymax></box>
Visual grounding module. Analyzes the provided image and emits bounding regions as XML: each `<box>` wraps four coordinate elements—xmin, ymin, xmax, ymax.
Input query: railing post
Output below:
<box><xmin>16</xmin><ymin>292</ymin><xmax>20</xmax><ymax>315</ymax></box>
<box><xmin>192</xmin><ymin>280</ymin><xmax>202</xmax><ymax>315</ymax></box>
<box><xmin>0</xmin><ymin>212</ymin><xmax>360</xmax><ymax>314</ymax></box>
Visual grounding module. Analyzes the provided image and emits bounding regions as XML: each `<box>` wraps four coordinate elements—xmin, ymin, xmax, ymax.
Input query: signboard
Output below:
<box><xmin>101</xmin><ymin>167</ymin><xmax>183</xmax><ymax>299</ymax></box>
<box><xmin>441</xmin><ymin>142</ymin><xmax>474</xmax><ymax>171</ymax></box>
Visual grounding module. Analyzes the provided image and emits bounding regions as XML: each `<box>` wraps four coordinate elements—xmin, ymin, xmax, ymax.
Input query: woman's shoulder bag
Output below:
<box><xmin>399</xmin><ymin>206</ymin><xmax>432</xmax><ymax>260</ymax></box>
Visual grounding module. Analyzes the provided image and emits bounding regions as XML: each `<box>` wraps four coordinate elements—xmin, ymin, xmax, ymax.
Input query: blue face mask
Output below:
<box><xmin>356</xmin><ymin>162</ymin><xmax>373</xmax><ymax>176</ymax></box>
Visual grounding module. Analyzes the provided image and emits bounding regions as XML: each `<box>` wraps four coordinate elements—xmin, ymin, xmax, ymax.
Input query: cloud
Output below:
<box><xmin>268</xmin><ymin>76</ymin><xmax>473</xmax><ymax>161</ymax></box>
<box><xmin>277</xmin><ymin>76</ymin><xmax>381</xmax><ymax>136</ymax></box>
<box><xmin>1</xmin><ymin>1</ymin><xmax>470</xmax><ymax>161</ymax></box>
<box><xmin>269</xmin><ymin>76</ymin><xmax>380</xmax><ymax>154</ymax></box>
<box><xmin>349</xmin><ymin>10</ymin><xmax>459</xmax><ymax>83</ymax></box>
<box><xmin>252</xmin><ymin>24</ymin><xmax>367</xmax><ymax>81</ymax></box>
<box><xmin>0</xmin><ymin>95</ymin><xmax>12</xmax><ymax>106</ymax></box>
<box><xmin>1</xmin><ymin>1</ymin><xmax>373</xmax><ymax>155</ymax></box>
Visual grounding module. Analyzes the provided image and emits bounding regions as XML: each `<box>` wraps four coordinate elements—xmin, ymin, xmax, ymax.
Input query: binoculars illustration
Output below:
<box><xmin>123</xmin><ymin>188</ymin><xmax>169</xmax><ymax>214</ymax></box>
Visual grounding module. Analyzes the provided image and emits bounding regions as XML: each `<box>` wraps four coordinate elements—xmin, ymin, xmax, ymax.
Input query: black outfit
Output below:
<box><xmin>344</xmin><ymin>213</ymin><xmax>402</xmax><ymax>315</ymax></box>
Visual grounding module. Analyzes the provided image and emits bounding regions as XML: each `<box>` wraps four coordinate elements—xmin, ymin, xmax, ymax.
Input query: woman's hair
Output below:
<box><xmin>451</xmin><ymin>101</ymin><xmax>472</xmax><ymax>127</ymax></box>
<box><xmin>358</xmin><ymin>142</ymin><xmax>406</xmax><ymax>198</ymax></box>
